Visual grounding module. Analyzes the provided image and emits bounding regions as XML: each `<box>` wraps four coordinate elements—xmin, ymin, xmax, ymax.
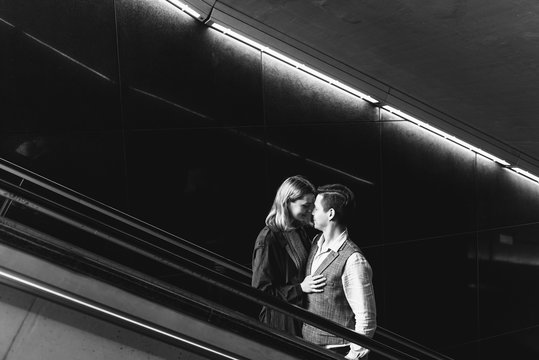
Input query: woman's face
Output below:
<box><xmin>288</xmin><ymin>193</ymin><xmax>315</xmax><ymax>225</ymax></box>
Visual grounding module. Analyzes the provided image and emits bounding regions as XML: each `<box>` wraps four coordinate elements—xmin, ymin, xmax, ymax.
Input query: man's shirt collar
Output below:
<box><xmin>317</xmin><ymin>229</ymin><xmax>348</xmax><ymax>253</ymax></box>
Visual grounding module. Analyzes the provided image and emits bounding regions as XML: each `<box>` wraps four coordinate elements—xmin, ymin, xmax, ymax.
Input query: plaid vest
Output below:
<box><xmin>302</xmin><ymin>234</ymin><xmax>361</xmax><ymax>345</ymax></box>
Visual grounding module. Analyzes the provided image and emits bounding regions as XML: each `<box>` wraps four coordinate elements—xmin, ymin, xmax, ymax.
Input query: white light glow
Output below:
<box><xmin>474</xmin><ymin>148</ymin><xmax>510</xmax><ymax>166</ymax></box>
<box><xmin>332</xmin><ymin>81</ymin><xmax>378</xmax><ymax>103</ymax></box>
<box><xmin>383</xmin><ymin>105</ymin><xmax>421</xmax><ymax>123</ymax></box>
<box><xmin>167</xmin><ymin>0</ymin><xmax>201</xmax><ymax>18</ymax></box>
<box><xmin>265</xmin><ymin>48</ymin><xmax>302</xmax><ymax>68</ymax></box>
<box><xmin>210</xmin><ymin>23</ymin><xmax>267</xmax><ymax>51</ymax></box>
<box><xmin>511</xmin><ymin>167</ymin><xmax>539</xmax><ymax>183</ymax></box>
<box><xmin>182</xmin><ymin>5</ymin><xmax>518</xmax><ymax>168</ymax></box>
<box><xmin>383</xmin><ymin>105</ymin><xmax>510</xmax><ymax>166</ymax></box>
<box><xmin>0</xmin><ymin>269</ymin><xmax>239</xmax><ymax>360</ymax></box>
<box><xmin>298</xmin><ymin>65</ymin><xmax>335</xmax><ymax>84</ymax></box>
<box><xmin>208</xmin><ymin>22</ymin><xmax>379</xmax><ymax>104</ymax></box>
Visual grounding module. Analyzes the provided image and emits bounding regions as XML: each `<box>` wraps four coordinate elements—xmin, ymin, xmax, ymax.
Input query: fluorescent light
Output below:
<box><xmin>473</xmin><ymin>148</ymin><xmax>510</xmax><ymax>166</ymax></box>
<box><xmin>511</xmin><ymin>167</ymin><xmax>539</xmax><ymax>183</ymax></box>
<box><xmin>383</xmin><ymin>105</ymin><xmax>421</xmax><ymax>123</ymax></box>
<box><xmin>332</xmin><ymin>81</ymin><xmax>378</xmax><ymax>103</ymax></box>
<box><xmin>383</xmin><ymin>105</ymin><xmax>510</xmax><ymax>166</ymax></box>
<box><xmin>210</xmin><ymin>23</ymin><xmax>267</xmax><ymax>51</ymax></box>
<box><xmin>183</xmin><ymin>7</ymin><xmax>201</xmax><ymax>18</ymax></box>
<box><xmin>213</xmin><ymin>14</ymin><xmax>517</xmax><ymax>165</ymax></box>
<box><xmin>298</xmin><ymin>65</ymin><xmax>335</xmax><ymax>83</ymax></box>
<box><xmin>0</xmin><ymin>268</ymin><xmax>240</xmax><ymax>360</ymax></box>
<box><xmin>264</xmin><ymin>48</ymin><xmax>302</xmax><ymax>68</ymax></box>
<box><xmin>167</xmin><ymin>0</ymin><xmax>201</xmax><ymax>18</ymax></box>
<box><xmin>210</xmin><ymin>23</ymin><xmax>231</xmax><ymax>35</ymax></box>
<box><xmin>208</xmin><ymin>21</ymin><xmax>379</xmax><ymax>104</ymax></box>
<box><xmin>166</xmin><ymin>1</ymin><xmax>514</xmax><ymax>167</ymax></box>
<box><xmin>266</xmin><ymin>50</ymin><xmax>379</xmax><ymax>103</ymax></box>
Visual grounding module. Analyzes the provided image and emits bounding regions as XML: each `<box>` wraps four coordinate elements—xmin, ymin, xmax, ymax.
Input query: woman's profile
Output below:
<box><xmin>252</xmin><ymin>175</ymin><xmax>326</xmax><ymax>336</ymax></box>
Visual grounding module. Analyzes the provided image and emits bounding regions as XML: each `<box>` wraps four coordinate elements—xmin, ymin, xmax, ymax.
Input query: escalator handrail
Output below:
<box><xmin>0</xmin><ymin>182</ymin><xmax>453</xmax><ymax>360</ymax></box>
<box><xmin>0</xmin><ymin>158</ymin><xmax>251</xmax><ymax>279</ymax></box>
<box><xmin>0</xmin><ymin>158</ymin><xmax>456</xmax><ymax>360</ymax></box>
<box><xmin>0</xmin><ymin>212</ymin><xmax>417</xmax><ymax>360</ymax></box>
<box><xmin>0</xmin><ymin>178</ymin><xmax>245</xmax><ymax>286</ymax></box>
<box><xmin>1</xmin><ymin>215</ymin><xmax>385</xmax><ymax>360</ymax></box>
<box><xmin>376</xmin><ymin>327</ymin><xmax>455</xmax><ymax>360</ymax></box>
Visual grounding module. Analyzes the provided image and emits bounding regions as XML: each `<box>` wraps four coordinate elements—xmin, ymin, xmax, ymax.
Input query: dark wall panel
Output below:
<box><xmin>117</xmin><ymin>0</ymin><xmax>263</xmax><ymax>130</ymax></box>
<box><xmin>0</xmin><ymin>5</ymin><xmax>120</xmax><ymax>132</ymax></box>
<box><xmin>382</xmin><ymin>234</ymin><xmax>478</xmax><ymax>350</ymax></box>
<box><xmin>1</xmin><ymin>32</ymin><xmax>119</xmax><ymax>132</ymax></box>
<box><xmin>209</xmin><ymin>33</ymin><xmax>264</xmax><ymax>127</ymax></box>
<box><xmin>476</xmin><ymin>156</ymin><xmax>539</xmax><ymax>229</ymax></box>
<box><xmin>381</xmin><ymin>120</ymin><xmax>476</xmax><ymax>243</ymax></box>
<box><xmin>478</xmin><ymin>224</ymin><xmax>539</xmax><ymax>337</ymax></box>
<box><xmin>126</xmin><ymin>126</ymin><xmax>267</xmax><ymax>265</ymax></box>
<box><xmin>0</xmin><ymin>132</ymin><xmax>126</xmax><ymax>208</ymax></box>
<box><xmin>263</xmin><ymin>56</ymin><xmax>377</xmax><ymax>126</ymax></box>
<box><xmin>0</xmin><ymin>0</ymin><xmax>122</xmax><ymax>208</ymax></box>
<box><xmin>1</xmin><ymin>0</ymin><xmax>118</xmax><ymax>77</ymax></box>
<box><xmin>479</xmin><ymin>326</ymin><xmax>539</xmax><ymax>360</ymax></box>
<box><xmin>443</xmin><ymin>342</ymin><xmax>480</xmax><ymax>360</ymax></box>
<box><xmin>360</xmin><ymin>245</ymin><xmax>387</xmax><ymax>331</ymax></box>
<box><xmin>265</xmin><ymin>123</ymin><xmax>380</xmax><ymax>183</ymax></box>
<box><xmin>116</xmin><ymin>0</ymin><xmax>213</xmax><ymax>125</ymax></box>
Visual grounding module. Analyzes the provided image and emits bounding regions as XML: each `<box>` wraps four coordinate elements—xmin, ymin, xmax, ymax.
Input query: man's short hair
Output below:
<box><xmin>317</xmin><ymin>184</ymin><xmax>355</xmax><ymax>225</ymax></box>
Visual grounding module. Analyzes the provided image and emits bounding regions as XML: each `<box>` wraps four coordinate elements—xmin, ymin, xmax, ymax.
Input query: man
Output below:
<box><xmin>302</xmin><ymin>184</ymin><xmax>377</xmax><ymax>359</ymax></box>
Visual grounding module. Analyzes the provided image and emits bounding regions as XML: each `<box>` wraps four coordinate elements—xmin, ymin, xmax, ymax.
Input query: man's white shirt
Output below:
<box><xmin>311</xmin><ymin>230</ymin><xmax>377</xmax><ymax>359</ymax></box>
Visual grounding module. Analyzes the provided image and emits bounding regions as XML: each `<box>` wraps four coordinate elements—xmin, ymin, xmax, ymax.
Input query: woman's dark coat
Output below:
<box><xmin>251</xmin><ymin>226</ymin><xmax>311</xmax><ymax>336</ymax></box>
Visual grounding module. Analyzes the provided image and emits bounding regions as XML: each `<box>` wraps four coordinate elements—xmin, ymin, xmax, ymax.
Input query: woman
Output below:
<box><xmin>252</xmin><ymin>175</ymin><xmax>326</xmax><ymax>336</ymax></box>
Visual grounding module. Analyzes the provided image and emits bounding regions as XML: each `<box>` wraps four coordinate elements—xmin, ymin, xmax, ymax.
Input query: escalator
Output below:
<box><xmin>0</xmin><ymin>158</ymin><xmax>454</xmax><ymax>360</ymax></box>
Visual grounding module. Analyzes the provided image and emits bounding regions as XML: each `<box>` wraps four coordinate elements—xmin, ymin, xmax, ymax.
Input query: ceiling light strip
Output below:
<box><xmin>209</xmin><ymin>22</ymin><xmax>378</xmax><ymax>104</ymax></box>
<box><xmin>175</xmin><ymin>1</ymin><xmax>539</xmax><ymax>180</ymax></box>
<box><xmin>383</xmin><ymin>105</ymin><xmax>511</xmax><ymax>166</ymax></box>
<box><xmin>330</xmin><ymin>81</ymin><xmax>378</xmax><ymax>103</ymax></box>
<box><xmin>0</xmin><ymin>268</ymin><xmax>240</xmax><ymax>360</ymax></box>
<box><xmin>510</xmin><ymin>167</ymin><xmax>539</xmax><ymax>183</ymax></box>
<box><xmin>166</xmin><ymin>0</ymin><xmax>201</xmax><ymax>18</ymax></box>
<box><xmin>211</xmin><ymin>23</ymin><xmax>267</xmax><ymax>51</ymax></box>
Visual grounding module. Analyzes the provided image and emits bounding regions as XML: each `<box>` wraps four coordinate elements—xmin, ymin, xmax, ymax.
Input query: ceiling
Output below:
<box><xmin>191</xmin><ymin>0</ymin><xmax>539</xmax><ymax>171</ymax></box>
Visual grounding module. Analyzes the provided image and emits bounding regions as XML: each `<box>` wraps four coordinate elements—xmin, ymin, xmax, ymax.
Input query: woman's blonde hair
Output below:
<box><xmin>265</xmin><ymin>175</ymin><xmax>316</xmax><ymax>231</ymax></box>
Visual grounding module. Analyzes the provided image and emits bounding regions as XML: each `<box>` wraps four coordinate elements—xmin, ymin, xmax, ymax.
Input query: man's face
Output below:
<box><xmin>312</xmin><ymin>194</ymin><xmax>330</xmax><ymax>231</ymax></box>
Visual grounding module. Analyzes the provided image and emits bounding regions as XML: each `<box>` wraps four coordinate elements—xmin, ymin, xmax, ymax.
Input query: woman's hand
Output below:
<box><xmin>301</xmin><ymin>274</ymin><xmax>326</xmax><ymax>293</ymax></box>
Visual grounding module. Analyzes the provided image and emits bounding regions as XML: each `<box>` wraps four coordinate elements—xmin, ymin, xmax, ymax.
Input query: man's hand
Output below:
<box><xmin>301</xmin><ymin>274</ymin><xmax>327</xmax><ymax>293</ymax></box>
